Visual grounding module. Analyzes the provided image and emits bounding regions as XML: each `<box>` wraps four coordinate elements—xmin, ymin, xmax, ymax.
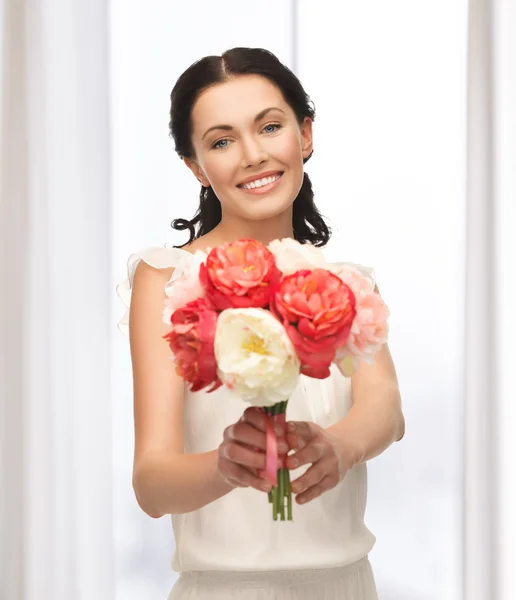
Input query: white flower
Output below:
<box><xmin>163</xmin><ymin>249</ymin><xmax>207</xmax><ymax>325</ymax></box>
<box><xmin>214</xmin><ymin>308</ymin><xmax>300</xmax><ymax>406</ymax></box>
<box><xmin>267</xmin><ymin>238</ymin><xmax>327</xmax><ymax>275</ymax></box>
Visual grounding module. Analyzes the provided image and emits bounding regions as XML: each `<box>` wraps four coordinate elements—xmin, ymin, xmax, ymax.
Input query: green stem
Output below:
<box><xmin>286</xmin><ymin>469</ymin><xmax>293</xmax><ymax>521</ymax></box>
<box><xmin>278</xmin><ymin>468</ymin><xmax>284</xmax><ymax>520</ymax></box>
<box><xmin>282</xmin><ymin>469</ymin><xmax>288</xmax><ymax>520</ymax></box>
<box><xmin>264</xmin><ymin>400</ymin><xmax>294</xmax><ymax>521</ymax></box>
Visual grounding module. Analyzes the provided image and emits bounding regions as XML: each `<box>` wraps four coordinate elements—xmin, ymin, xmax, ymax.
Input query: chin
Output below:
<box><xmin>239</xmin><ymin>195</ymin><xmax>294</xmax><ymax>222</ymax></box>
<box><xmin>241</xmin><ymin>205</ymin><xmax>291</xmax><ymax>223</ymax></box>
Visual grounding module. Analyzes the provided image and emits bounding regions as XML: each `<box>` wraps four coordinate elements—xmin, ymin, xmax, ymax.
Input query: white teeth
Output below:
<box><xmin>241</xmin><ymin>173</ymin><xmax>281</xmax><ymax>190</ymax></box>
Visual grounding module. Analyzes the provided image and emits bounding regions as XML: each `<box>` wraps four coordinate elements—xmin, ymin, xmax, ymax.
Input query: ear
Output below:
<box><xmin>183</xmin><ymin>157</ymin><xmax>210</xmax><ymax>187</ymax></box>
<box><xmin>300</xmin><ymin>117</ymin><xmax>313</xmax><ymax>160</ymax></box>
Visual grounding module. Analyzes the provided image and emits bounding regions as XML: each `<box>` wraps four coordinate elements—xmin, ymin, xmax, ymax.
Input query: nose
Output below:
<box><xmin>240</xmin><ymin>135</ymin><xmax>268</xmax><ymax>169</ymax></box>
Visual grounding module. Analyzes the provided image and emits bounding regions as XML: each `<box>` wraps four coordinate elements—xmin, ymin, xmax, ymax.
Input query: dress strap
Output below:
<box><xmin>116</xmin><ymin>245</ymin><xmax>195</xmax><ymax>338</ymax></box>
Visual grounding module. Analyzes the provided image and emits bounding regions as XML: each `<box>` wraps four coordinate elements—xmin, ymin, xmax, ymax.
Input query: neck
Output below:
<box><xmin>209</xmin><ymin>208</ymin><xmax>294</xmax><ymax>246</ymax></box>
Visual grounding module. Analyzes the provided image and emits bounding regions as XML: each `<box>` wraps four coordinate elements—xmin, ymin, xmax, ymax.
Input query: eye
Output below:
<box><xmin>263</xmin><ymin>123</ymin><xmax>282</xmax><ymax>134</ymax></box>
<box><xmin>212</xmin><ymin>138</ymin><xmax>229</xmax><ymax>150</ymax></box>
<box><xmin>211</xmin><ymin>123</ymin><xmax>282</xmax><ymax>150</ymax></box>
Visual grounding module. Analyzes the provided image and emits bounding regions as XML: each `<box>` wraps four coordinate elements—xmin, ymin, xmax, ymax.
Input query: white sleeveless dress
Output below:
<box><xmin>117</xmin><ymin>245</ymin><xmax>379</xmax><ymax>600</ymax></box>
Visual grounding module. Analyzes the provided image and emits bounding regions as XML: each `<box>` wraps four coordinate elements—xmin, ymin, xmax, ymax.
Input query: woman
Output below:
<box><xmin>117</xmin><ymin>47</ymin><xmax>405</xmax><ymax>600</ymax></box>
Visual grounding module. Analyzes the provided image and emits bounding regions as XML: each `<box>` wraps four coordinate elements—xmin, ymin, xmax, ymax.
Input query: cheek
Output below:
<box><xmin>274</xmin><ymin>131</ymin><xmax>303</xmax><ymax>164</ymax></box>
<box><xmin>203</xmin><ymin>154</ymin><xmax>235</xmax><ymax>186</ymax></box>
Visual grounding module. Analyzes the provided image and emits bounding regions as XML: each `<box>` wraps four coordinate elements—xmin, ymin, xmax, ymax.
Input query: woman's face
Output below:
<box><xmin>185</xmin><ymin>74</ymin><xmax>313</xmax><ymax>223</ymax></box>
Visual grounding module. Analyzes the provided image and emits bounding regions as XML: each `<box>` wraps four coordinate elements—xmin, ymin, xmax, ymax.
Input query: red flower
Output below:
<box><xmin>200</xmin><ymin>239</ymin><xmax>281</xmax><ymax>310</ymax></box>
<box><xmin>163</xmin><ymin>298</ymin><xmax>222</xmax><ymax>393</ymax></box>
<box><xmin>270</xmin><ymin>269</ymin><xmax>356</xmax><ymax>378</ymax></box>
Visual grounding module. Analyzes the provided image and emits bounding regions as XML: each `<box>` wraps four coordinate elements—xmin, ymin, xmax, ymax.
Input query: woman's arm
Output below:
<box><xmin>282</xmin><ymin>284</ymin><xmax>405</xmax><ymax>504</ymax></box>
<box><xmin>326</xmin><ymin>342</ymin><xmax>405</xmax><ymax>466</ymax></box>
<box><xmin>129</xmin><ymin>260</ymin><xmax>233</xmax><ymax>518</ymax></box>
<box><xmin>283</xmin><ymin>343</ymin><xmax>404</xmax><ymax>505</ymax></box>
<box><xmin>132</xmin><ymin>449</ymin><xmax>233</xmax><ymax>517</ymax></box>
<box><xmin>327</xmin><ymin>283</ymin><xmax>405</xmax><ymax>463</ymax></box>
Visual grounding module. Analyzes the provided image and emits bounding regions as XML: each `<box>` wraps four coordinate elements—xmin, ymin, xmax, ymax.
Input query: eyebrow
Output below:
<box><xmin>201</xmin><ymin>107</ymin><xmax>286</xmax><ymax>140</ymax></box>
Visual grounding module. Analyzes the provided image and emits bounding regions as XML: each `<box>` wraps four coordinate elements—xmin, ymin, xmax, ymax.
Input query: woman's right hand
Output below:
<box><xmin>217</xmin><ymin>407</ymin><xmax>289</xmax><ymax>493</ymax></box>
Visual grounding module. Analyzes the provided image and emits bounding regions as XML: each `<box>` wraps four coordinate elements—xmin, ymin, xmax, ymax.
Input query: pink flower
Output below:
<box><xmin>270</xmin><ymin>269</ymin><xmax>356</xmax><ymax>379</ymax></box>
<box><xmin>200</xmin><ymin>239</ymin><xmax>281</xmax><ymax>310</ymax></box>
<box><xmin>163</xmin><ymin>298</ymin><xmax>222</xmax><ymax>393</ymax></box>
<box><xmin>331</xmin><ymin>264</ymin><xmax>390</xmax><ymax>376</ymax></box>
<box><xmin>163</xmin><ymin>250</ymin><xmax>207</xmax><ymax>325</ymax></box>
<box><xmin>331</xmin><ymin>263</ymin><xmax>375</xmax><ymax>296</ymax></box>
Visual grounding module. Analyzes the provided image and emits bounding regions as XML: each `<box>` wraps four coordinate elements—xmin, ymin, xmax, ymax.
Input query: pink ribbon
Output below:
<box><xmin>257</xmin><ymin>410</ymin><xmax>286</xmax><ymax>486</ymax></box>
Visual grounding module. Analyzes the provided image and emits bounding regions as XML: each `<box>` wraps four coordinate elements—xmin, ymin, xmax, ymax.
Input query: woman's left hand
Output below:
<box><xmin>284</xmin><ymin>421</ymin><xmax>360</xmax><ymax>505</ymax></box>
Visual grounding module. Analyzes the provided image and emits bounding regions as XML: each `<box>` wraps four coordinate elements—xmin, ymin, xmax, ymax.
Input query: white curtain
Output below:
<box><xmin>464</xmin><ymin>1</ymin><xmax>515</xmax><ymax>599</ymax></box>
<box><xmin>0</xmin><ymin>1</ymin><xmax>114</xmax><ymax>599</ymax></box>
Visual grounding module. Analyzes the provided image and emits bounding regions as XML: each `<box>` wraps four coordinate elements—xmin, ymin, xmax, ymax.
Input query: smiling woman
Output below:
<box><xmin>184</xmin><ymin>75</ymin><xmax>312</xmax><ymax>232</ymax></box>
<box><xmin>115</xmin><ymin>45</ymin><xmax>405</xmax><ymax>600</ymax></box>
<box><xmin>168</xmin><ymin>48</ymin><xmax>331</xmax><ymax>249</ymax></box>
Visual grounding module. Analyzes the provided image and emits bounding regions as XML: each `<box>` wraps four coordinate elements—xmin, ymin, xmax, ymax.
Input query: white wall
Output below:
<box><xmin>110</xmin><ymin>2</ymin><xmax>467</xmax><ymax>598</ymax></box>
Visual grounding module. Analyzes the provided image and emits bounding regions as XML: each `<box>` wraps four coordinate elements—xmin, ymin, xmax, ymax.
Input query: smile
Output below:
<box><xmin>238</xmin><ymin>172</ymin><xmax>284</xmax><ymax>194</ymax></box>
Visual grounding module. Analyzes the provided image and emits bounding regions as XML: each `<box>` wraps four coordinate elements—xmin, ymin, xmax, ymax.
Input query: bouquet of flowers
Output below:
<box><xmin>162</xmin><ymin>238</ymin><xmax>389</xmax><ymax>521</ymax></box>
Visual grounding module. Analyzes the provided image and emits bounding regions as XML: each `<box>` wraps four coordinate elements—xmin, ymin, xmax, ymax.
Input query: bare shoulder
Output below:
<box><xmin>132</xmin><ymin>254</ymin><xmax>175</xmax><ymax>285</ymax></box>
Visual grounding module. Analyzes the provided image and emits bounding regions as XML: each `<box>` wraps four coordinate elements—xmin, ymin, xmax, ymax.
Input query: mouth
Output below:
<box><xmin>237</xmin><ymin>171</ymin><xmax>284</xmax><ymax>195</ymax></box>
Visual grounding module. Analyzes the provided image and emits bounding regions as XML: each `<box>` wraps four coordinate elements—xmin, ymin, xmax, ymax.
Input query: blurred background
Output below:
<box><xmin>1</xmin><ymin>1</ymin><xmax>515</xmax><ymax>599</ymax></box>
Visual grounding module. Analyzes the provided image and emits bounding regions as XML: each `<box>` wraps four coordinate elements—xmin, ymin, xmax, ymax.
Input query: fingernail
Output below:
<box><xmin>297</xmin><ymin>439</ymin><xmax>305</xmax><ymax>449</ymax></box>
<box><xmin>275</xmin><ymin>425</ymin><xmax>283</xmax><ymax>436</ymax></box>
<box><xmin>260</xmin><ymin>481</ymin><xmax>272</xmax><ymax>492</ymax></box>
<box><xmin>290</xmin><ymin>457</ymin><xmax>299</xmax><ymax>468</ymax></box>
<box><xmin>287</xmin><ymin>422</ymin><xmax>296</xmax><ymax>432</ymax></box>
<box><xmin>278</xmin><ymin>442</ymin><xmax>288</xmax><ymax>453</ymax></box>
<box><xmin>298</xmin><ymin>496</ymin><xmax>307</xmax><ymax>504</ymax></box>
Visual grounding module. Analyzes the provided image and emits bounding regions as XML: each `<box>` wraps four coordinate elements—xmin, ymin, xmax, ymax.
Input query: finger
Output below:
<box><xmin>242</xmin><ymin>406</ymin><xmax>285</xmax><ymax>437</ymax></box>
<box><xmin>231</xmin><ymin>422</ymin><xmax>289</xmax><ymax>455</ymax></box>
<box><xmin>241</xmin><ymin>407</ymin><xmax>268</xmax><ymax>432</ymax></box>
<box><xmin>285</xmin><ymin>421</ymin><xmax>318</xmax><ymax>450</ymax></box>
<box><xmin>225</xmin><ymin>421</ymin><xmax>289</xmax><ymax>456</ymax></box>
<box><xmin>218</xmin><ymin>457</ymin><xmax>273</xmax><ymax>493</ymax></box>
<box><xmin>239</xmin><ymin>440</ymin><xmax>289</xmax><ymax>457</ymax></box>
<box><xmin>290</xmin><ymin>461</ymin><xmax>327</xmax><ymax>495</ymax></box>
<box><xmin>220</xmin><ymin>440</ymin><xmax>269</xmax><ymax>470</ymax></box>
<box><xmin>225</xmin><ymin>422</ymin><xmax>267</xmax><ymax>452</ymax></box>
<box><xmin>285</xmin><ymin>430</ymin><xmax>305</xmax><ymax>452</ymax></box>
<box><xmin>295</xmin><ymin>474</ymin><xmax>335</xmax><ymax>505</ymax></box>
<box><xmin>285</xmin><ymin>438</ymin><xmax>327</xmax><ymax>469</ymax></box>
